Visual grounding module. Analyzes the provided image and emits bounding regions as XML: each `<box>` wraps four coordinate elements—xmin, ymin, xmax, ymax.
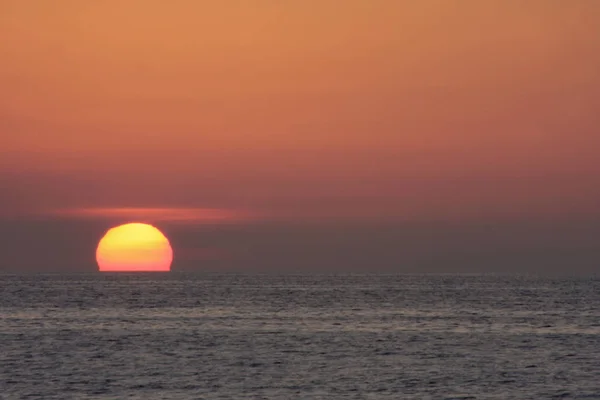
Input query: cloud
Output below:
<box><xmin>42</xmin><ymin>207</ymin><xmax>255</xmax><ymax>224</ymax></box>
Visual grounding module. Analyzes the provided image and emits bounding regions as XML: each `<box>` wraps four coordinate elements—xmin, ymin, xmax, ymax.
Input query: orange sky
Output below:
<box><xmin>1</xmin><ymin>1</ymin><xmax>599</xmax><ymax>221</ymax></box>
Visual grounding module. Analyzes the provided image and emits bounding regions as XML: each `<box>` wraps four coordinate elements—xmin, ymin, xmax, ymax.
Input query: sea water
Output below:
<box><xmin>1</xmin><ymin>273</ymin><xmax>599</xmax><ymax>399</ymax></box>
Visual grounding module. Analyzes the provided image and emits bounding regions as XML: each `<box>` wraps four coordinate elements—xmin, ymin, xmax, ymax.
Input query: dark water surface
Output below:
<box><xmin>1</xmin><ymin>274</ymin><xmax>599</xmax><ymax>399</ymax></box>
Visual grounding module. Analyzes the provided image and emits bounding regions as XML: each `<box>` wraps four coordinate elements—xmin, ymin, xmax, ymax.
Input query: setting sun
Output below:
<box><xmin>96</xmin><ymin>223</ymin><xmax>173</xmax><ymax>272</ymax></box>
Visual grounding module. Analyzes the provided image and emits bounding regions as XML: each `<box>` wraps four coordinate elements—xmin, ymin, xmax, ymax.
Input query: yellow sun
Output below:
<box><xmin>96</xmin><ymin>223</ymin><xmax>173</xmax><ymax>272</ymax></box>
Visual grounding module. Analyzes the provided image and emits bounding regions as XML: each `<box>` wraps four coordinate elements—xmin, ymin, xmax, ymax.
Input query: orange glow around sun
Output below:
<box><xmin>96</xmin><ymin>223</ymin><xmax>173</xmax><ymax>272</ymax></box>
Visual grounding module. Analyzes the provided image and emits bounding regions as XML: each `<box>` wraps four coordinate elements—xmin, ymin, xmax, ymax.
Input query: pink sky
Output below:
<box><xmin>1</xmin><ymin>1</ymin><xmax>599</xmax><ymax>222</ymax></box>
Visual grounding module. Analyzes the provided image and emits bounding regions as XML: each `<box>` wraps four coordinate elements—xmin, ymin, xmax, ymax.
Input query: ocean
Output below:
<box><xmin>1</xmin><ymin>273</ymin><xmax>599</xmax><ymax>399</ymax></box>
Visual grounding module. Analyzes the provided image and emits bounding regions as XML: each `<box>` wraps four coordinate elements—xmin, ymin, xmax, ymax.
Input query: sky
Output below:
<box><xmin>1</xmin><ymin>1</ymin><xmax>599</xmax><ymax>273</ymax></box>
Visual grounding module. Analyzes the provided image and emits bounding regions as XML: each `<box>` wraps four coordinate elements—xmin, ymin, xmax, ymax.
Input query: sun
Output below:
<box><xmin>96</xmin><ymin>223</ymin><xmax>173</xmax><ymax>272</ymax></box>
